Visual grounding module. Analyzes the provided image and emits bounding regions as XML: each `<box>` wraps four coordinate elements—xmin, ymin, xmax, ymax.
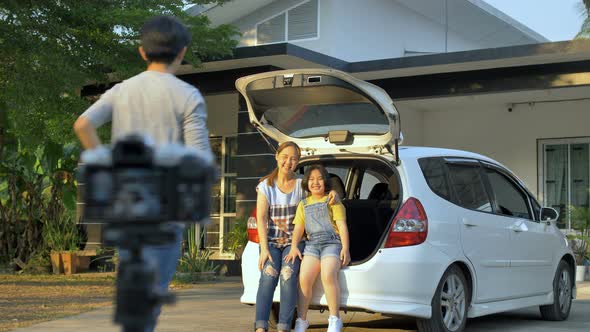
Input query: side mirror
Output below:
<box><xmin>540</xmin><ymin>207</ymin><xmax>559</xmax><ymax>224</ymax></box>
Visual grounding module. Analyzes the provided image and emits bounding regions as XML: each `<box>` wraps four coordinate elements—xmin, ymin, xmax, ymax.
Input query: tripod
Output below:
<box><xmin>104</xmin><ymin>224</ymin><xmax>178</xmax><ymax>332</ymax></box>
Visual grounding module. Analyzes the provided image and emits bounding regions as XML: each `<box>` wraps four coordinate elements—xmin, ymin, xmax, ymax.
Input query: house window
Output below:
<box><xmin>257</xmin><ymin>13</ymin><xmax>286</xmax><ymax>44</ymax></box>
<box><xmin>256</xmin><ymin>0</ymin><xmax>319</xmax><ymax>45</ymax></box>
<box><xmin>538</xmin><ymin>138</ymin><xmax>590</xmax><ymax>229</ymax></box>
<box><xmin>204</xmin><ymin>136</ymin><xmax>237</xmax><ymax>256</ymax></box>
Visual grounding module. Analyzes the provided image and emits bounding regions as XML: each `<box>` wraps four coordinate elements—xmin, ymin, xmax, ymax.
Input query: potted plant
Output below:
<box><xmin>223</xmin><ymin>217</ymin><xmax>248</xmax><ymax>259</ymax></box>
<box><xmin>568</xmin><ymin>205</ymin><xmax>590</xmax><ymax>281</ymax></box>
<box><xmin>176</xmin><ymin>225</ymin><xmax>219</xmax><ymax>282</ymax></box>
<box><xmin>43</xmin><ymin>213</ymin><xmax>83</xmax><ymax>274</ymax></box>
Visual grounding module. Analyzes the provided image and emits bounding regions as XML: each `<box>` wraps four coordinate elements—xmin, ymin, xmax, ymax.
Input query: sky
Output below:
<box><xmin>483</xmin><ymin>0</ymin><xmax>585</xmax><ymax>41</ymax></box>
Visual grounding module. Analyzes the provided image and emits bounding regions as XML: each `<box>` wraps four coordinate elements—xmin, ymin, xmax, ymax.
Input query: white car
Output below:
<box><xmin>235</xmin><ymin>69</ymin><xmax>576</xmax><ymax>332</ymax></box>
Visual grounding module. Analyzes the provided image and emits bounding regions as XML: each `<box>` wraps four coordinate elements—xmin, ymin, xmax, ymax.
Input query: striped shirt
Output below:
<box><xmin>257</xmin><ymin>178</ymin><xmax>304</xmax><ymax>248</ymax></box>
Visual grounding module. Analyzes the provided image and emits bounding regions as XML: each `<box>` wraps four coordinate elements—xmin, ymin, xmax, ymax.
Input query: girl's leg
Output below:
<box><xmin>255</xmin><ymin>246</ymin><xmax>282</xmax><ymax>332</ymax></box>
<box><xmin>297</xmin><ymin>255</ymin><xmax>321</xmax><ymax>320</ymax></box>
<box><xmin>276</xmin><ymin>243</ymin><xmax>304</xmax><ymax>332</ymax></box>
<box><xmin>320</xmin><ymin>256</ymin><xmax>342</xmax><ymax>317</ymax></box>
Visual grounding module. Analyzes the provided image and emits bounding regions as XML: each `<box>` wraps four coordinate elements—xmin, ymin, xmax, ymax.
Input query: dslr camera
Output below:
<box><xmin>81</xmin><ymin>134</ymin><xmax>214</xmax><ymax>226</ymax></box>
<box><xmin>79</xmin><ymin>134</ymin><xmax>215</xmax><ymax>331</ymax></box>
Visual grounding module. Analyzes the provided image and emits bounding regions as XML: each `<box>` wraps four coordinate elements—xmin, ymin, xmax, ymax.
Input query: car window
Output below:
<box><xmin>484</xmin><ymin>168</ymin><xmax>532</xmax><ymax>220</ymax></box>
<box><xmin>447</xmin><ymin>163</ymin><xmax>492</xmax><ymax>212</ymax></box>
<box><xmin>419</xmin><ymin>158</ymin><xmax>451</xmax><ymax>200</ymax></box>
<box><xmin>325</xmin><ymin>166</ymin><xmax>349</xmax><ymax>184</ymax></box>
<box><xmin>359</xmin><ymin>169</ymin><xmax>381</xmax><ymax>199</ymax></box>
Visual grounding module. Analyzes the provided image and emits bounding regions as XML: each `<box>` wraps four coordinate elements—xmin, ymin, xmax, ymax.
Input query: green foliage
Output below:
<box><xmin>223</xmin><ymin>217</ymin><xmax>248</xmax><ymax>258</ymax></box>
<box><xmin>568</xmin><ymin>204</ymin><xmax>590</xmax><ymax>264</ymax></box>
<box><xmin>0</xmin><ymin>1</ymin><xmax>239</xmax><ymax>148</ymax></box>
<box><xmin>577</xmin><ymin>1</ymin><xmax>590</xmax><ymax>39</ymax></box>
<box><xmin>43</xmin><ymin>212</ymin><xmax>83</xmax><ymax>252</ymax></box>
<box><xmin>178</xmin><ymin>225</ymin><xmax>218</xmax><ymax>274</ymax></box>
<box><xmin>0</xmin><ymin>141</ymin><xmax>80</xmax><ymax>263</ymax></box>
<box><xmin>91</xmin><ymin>247</ymin><xmax>119</xmax><ymax>272</ymax></box>
<box><xmin>20</xmin><ymin>251</ymin><xmax>51</xmax><ymax>275</ymax></box>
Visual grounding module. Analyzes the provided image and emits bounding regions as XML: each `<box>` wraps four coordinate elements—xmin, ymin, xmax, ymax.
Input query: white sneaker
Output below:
<box><xmin>327</xmin><ymin>315</ymin><xmax>343</xmax><ymax>332</ymax></box>
<box><xmin>294</xmin><ymin>317</ymin><xmax>309</xmax><ymax>332</ymax></box>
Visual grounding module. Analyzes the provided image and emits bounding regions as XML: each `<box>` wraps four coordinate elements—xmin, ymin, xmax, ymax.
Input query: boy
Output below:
<box><xmin>74</xmin><ymin>16</ymin><xmax>213</xmax><ymax>332</ymax></box>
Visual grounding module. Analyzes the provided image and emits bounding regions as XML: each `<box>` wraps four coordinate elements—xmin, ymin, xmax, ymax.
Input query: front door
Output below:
<box><xmin>482</xmin><ymin>166</ymin><xmax>556</xmax><ymax>297</ymax></box>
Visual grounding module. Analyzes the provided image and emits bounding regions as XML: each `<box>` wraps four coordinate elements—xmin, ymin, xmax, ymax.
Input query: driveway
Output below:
<box><xmin>12</xmin><ymin>278</ymin><xmax>590</xmax><ymax>331</ymax></box>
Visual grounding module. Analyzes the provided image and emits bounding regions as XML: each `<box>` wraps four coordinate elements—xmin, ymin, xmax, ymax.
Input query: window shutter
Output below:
<box><xmin>288</xmin><ymin>0</ymin><xmax>318</xmax><ymax>41</ymax></box>
<box><xmin>257</xmin><ymin>13</ymin><xmax>286</xmax><ymax>44</ymax></box>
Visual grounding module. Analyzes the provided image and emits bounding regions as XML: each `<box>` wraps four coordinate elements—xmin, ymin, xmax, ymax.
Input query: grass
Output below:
<box><xmin>0</xmin><ymin>272</ymin><xmax>195</xmax><ymax>332</ymax></box>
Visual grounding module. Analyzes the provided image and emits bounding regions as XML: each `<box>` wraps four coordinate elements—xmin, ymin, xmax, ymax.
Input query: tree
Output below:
<box><xmin>0</xmin><ymin>1</ymin><xmax>238</xmax><ymax>148</ymax></box>
<box><xmin>577</xmin><ymin>0</ymin><xmax>590</xmax><ymax>38</ymax></box>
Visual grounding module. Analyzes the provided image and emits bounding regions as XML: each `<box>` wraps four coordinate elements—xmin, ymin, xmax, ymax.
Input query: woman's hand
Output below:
<box><xmin>340</xmin><ymin>248</ymin><xmax>351</xmax><ymax>267</ymax></box>
<box><xmin>284</xmin><ymin>246</ymin><xmax>302</xmax><ymax>264</ymax></box>
<box><xmin>328</xmin><ymin>190</ymin><xmax>341</xmax><ymax>205</ymax></box>
<box><xmin>258</xmin><ymin>247</ymin><xmax>274</xmax><ymax>271</ymax></box>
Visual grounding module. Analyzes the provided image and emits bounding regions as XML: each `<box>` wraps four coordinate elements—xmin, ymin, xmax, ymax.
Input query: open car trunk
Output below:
<box><xmin>299</xmin><ymin>156</ymin><xmax>401</xmax><ymax>264</ymax></box>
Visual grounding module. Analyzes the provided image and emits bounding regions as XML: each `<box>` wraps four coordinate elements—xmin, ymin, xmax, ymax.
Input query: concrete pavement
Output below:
<box><xmin>11</xmin><ymin>278</ymin><xmax>590</xmax><ymax>332</ymax></box>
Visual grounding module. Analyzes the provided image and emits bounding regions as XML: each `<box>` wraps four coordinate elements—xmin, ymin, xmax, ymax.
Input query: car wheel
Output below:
<box><xmin>269</xmin><ymin>303</ymin><xmax>297</xmax><ymax>330</ymax></box>
<box><xmin>417</xmin><ymin>265</ymin><xmax>470</xmax><ymax>332</ymax></box>
<box><xmin>540</xmin><ymin>260</ymin><xmax>573</xmax><ymax>321</ymax></box>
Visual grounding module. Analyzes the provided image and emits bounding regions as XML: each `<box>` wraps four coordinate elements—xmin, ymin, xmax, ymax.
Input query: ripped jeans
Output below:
<box><xmin>255</xmin><ymin>242</ymin><xmax>304</xmax><ymax>331</ymax></box>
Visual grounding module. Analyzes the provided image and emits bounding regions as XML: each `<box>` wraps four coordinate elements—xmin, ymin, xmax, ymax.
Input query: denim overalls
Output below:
<box><xmin>302</xmin><ymin>197</ymin><xmax>343</xmax><ymax>259</ymax></box>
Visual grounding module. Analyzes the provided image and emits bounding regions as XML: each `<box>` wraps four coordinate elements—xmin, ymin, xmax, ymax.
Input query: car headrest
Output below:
<box><xmin>329</xmin><ymin>173</ymin><xmax>346</xmax><ymax>199</ymax></box>
<box><xmin>368</xmin><ymin>183</ymin><xmax>393</xmax><ymax>200</ymax></box>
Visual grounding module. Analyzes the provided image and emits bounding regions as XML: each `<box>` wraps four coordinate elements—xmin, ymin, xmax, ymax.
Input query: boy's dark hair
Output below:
<box><xmin>302</xmin><ymin>164</ymin><xmax>332</xmax><ymax>194</ymax></box>
<box><xmin>140</xmin><ymin>15</ymin><xmax>191</xmax><ymax>64</ymax></box>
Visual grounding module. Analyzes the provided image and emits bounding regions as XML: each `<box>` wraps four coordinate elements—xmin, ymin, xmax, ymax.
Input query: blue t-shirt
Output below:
<box><xmin>257</xmin><ymin>178</ymin><xmax>304</xmax><ymax>247</ymax></box>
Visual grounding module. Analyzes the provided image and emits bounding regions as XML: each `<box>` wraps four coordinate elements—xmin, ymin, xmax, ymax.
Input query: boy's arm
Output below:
<box><xmin>184</xmin><ymin>92</ymin><xmax>213</xmax><ymax>162</ymax></box>
<box><xmin>73</xmin><ymin>85</ymin><xmax>116</xmax><ymax>149</ymax></box>
<box><xmin>74</xmin><ymin>117</ymin><xmax>102</xmax><ymax>149</ymax></box>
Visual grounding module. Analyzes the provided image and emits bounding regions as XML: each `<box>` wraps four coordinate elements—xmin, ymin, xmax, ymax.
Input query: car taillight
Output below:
<box><xmin>247</xmin><ymin>209</ymin><xmax>259</xmax><ymax>243</ymax></box>
<box><xmin>384</xmin><ymin>197</ymin><xmax>428</xmax><ymax>248</ymax></box>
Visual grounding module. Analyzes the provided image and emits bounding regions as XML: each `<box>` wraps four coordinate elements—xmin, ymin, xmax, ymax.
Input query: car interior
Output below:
<box><xmin>300</xmin><ymin>158</ymin><xmax>401</xmax><ymax>264</ymax></box>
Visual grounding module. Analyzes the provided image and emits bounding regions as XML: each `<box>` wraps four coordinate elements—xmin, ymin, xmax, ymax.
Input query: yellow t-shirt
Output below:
<box><xmin>293</xmin><ymin>195</ymin><xmax>346</xmax><ymax>234</ymax></box>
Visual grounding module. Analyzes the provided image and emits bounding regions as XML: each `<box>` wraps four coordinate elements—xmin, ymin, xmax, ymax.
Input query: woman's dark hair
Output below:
<box><xmin>259</xmin><ymin>141</ymin><xmax>301</xmax><ymax>187</ymax></box>
<box><xmin>140</xmin><ymin>15</ymin><xmax>191</xmax><ymax>64</ymax></box>
<box><xmin>301</xmin><ymin>164</ymin><xmax>331</xmax><ymax>194</ymax></box>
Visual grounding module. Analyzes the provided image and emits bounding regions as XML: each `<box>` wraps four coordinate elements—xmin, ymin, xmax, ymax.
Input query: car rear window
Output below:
<box><xmin>419</xmin><ymin>158</ymin><xmax>451</xmax><ymax>200</ymax></box>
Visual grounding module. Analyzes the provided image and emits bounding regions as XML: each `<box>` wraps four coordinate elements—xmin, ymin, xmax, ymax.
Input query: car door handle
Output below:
<box><xmin>462</xmin><ymin>218</ymin><xmax>477</xmax><ymax>227</ymax></box>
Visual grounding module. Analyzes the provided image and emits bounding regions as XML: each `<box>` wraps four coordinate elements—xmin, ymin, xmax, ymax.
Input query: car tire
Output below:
<box><xmin>269</xmin><ymin>303</ymin><xmax>297</xmax><ymax>330</ymax></box>
<box><xmin>416</xmin><ymin>265</ymin><xmax>470</xmax><ymax>332</ymax></box>
<box><xmin>539</xmin><ymin>260</ymin><xmax>573</xmax><ymax>321</ymax></box>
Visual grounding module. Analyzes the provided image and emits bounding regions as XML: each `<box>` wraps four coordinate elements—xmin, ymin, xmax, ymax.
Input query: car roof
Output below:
<box><xmin>398</xmin><ymin>146</ymin><xmax>500</xmax><ymax>165</ymax></box>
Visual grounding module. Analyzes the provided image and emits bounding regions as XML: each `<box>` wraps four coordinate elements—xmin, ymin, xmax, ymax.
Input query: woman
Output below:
<box><xmin>254</xmin><ymin>141</ymin><xmax>337</xmax><ymax>332</ymax></box>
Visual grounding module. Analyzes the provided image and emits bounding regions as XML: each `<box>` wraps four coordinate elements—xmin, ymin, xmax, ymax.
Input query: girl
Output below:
<box><xmin>254</xmin><ymin>143</ymin><xmax>338</xmax><ymax>332</ymax></box>
<box><xmin>286</xmin><ymin>165</ymin><xmax>351</xmax><ymax>332</ymax></box>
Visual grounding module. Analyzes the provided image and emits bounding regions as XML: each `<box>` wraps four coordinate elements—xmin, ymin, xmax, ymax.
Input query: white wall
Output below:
<box><xmin>205</xmin><ymin>93</ymin><xmax>239</xmax><ymax>136</ymax></box>
<box><xmin>406</xmin><ymin>100</ymin><xmax>590</xmax><ymax>197</ymax></box>
<box><xmin>398</xmin><ymin>107</ymin><xmax>425</xmax><ymax>147</ymax></box>
<box><xmin>233</xmin><ymin>0</ymin><xmax>487</xmax><ymax>62</ymax></box>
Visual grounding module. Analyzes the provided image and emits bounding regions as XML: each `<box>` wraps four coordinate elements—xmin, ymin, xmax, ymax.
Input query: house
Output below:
<box><xmin>81</xmin><ymin>0</ymin><xmax>590</xmax><ymax>260</ymax></box>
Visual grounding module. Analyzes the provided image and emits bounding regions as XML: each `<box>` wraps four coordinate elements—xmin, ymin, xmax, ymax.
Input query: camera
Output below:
<box><xmin>78</xmin><ymin>134</ymin><xmax>215</xmax><ymax>331</ymax></box>
<box><xmin>80</xmin><ymin>134</ymin><xmax>214</xmax><ymax>225</ymax></box>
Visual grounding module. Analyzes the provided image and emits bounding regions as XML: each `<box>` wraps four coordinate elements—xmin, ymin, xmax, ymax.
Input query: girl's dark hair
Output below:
<box><xmin>259</xmin><ymin>141</ymin><xmax>301</xmax><ymax>187</ymax></box>
<box><xmin>301</xmin><ymin>164</ymin><xmax>331</xmax><ymax>194</ymax></box>
<box><xmin>140</xmin><ymin>15</ymin><xmax>191</xmax><ymax>64</ymax></box>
